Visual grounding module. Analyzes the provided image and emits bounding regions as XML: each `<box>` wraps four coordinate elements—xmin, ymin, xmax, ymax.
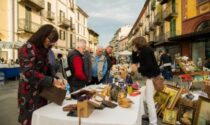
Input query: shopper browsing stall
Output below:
<box><xmin>18</xmin><ymin>24</ymin><xmax>66</xmax><ymax>125</ymax></box>
<box><xmin>132</xmin><ymin>36</ymin><xmax>160</xmax><ymax>125</ymax></box>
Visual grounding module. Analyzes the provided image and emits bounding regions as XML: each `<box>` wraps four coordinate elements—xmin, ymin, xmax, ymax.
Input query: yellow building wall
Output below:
<box><xmin>0</xmin><ymin>0</ymin><xmax>9</xmax><ymax>41</ymax></box>
<box><xmin>176</xmin><ymin>0</ymin><xmax>182</xmax><ymax>35</ymax></box>
<box><xmin>186</xmin><ymin>0</ymin><xmax>197</xmax><ymax>19</ymax></box>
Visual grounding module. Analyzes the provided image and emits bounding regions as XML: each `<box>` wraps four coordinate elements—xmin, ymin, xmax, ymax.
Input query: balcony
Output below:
<box><xmin>146</xmin><ymin>13</ymin><xmax>150</xmax><ymax>18</ymax></box>
<box><xmin>139</xmin><ymin>22</ymin><xmax>143</xmax><ymax>27</ymax></box>
<box><xmin>158</xmin><ymin>0</ymin><xmax>170</xmax><ymax>5</ymax></box>
<box><xmin>154</xmin><ymin>13</ymin><xmax>163</xmax><ymax>26</ymax></box>
<box><xmin>18</xmin><ymin>19</ymin><xmax>40</xmax><ymax>34</ymax></box>
<box><xmin>58</xmin><ymin>17</ymin><xmax>71</xmax><ymax>29</ymax></box>
<box><xmin>151</xmin><ymin>0</ymin><xmax>156</xmax><ymax>10</ymax></box>
<box><xmin>43</xmin><ymin>11</ymin><xmax>55</xmax><ymax>21</ymax></box>
<box><xmin>70</xmin><ymin>24</ymin><xmax>76</xmax><ymax>31</ymax></box>
<box><xmin>18</xmin><ymin>0</ymin><xmax>45</xmax><ymax>10</ymax></box>
<box><xmin>149</xmin><ymin>22</ymin><xmax>155</xmax><ymax>31</ymax></box>
<box><xmin>145</xmin><ymin>28</ymin><xmax>149</xmax><ymax>35</ymax></box>
<box><xmin>163</xmin><ymin>3</ymin><xmax>178</xmax><ymax>21</ymax></box>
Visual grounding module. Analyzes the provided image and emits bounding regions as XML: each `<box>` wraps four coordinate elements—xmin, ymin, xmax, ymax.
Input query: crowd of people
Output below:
<box><xmin>19</xmin><ymin>24</ymin><xmax>210</xmax><ymax>125</ymax></box>
<box><xmin>17</xmin><ymin>24</ymin><xmax>117</xmax><ymax>125</ymax></box>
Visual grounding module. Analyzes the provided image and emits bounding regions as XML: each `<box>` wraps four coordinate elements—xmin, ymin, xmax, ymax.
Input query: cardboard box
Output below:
<box><xmin>77</xmin><ymin>100</ymin><xmax>94</xmax><ymax>118</ymax></box>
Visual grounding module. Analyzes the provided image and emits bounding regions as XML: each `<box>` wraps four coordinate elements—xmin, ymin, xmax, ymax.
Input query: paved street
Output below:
<box><xmin>0</xmin><ymin>80</ymin><xmax>19</xmax><ymax>125</ymax></box>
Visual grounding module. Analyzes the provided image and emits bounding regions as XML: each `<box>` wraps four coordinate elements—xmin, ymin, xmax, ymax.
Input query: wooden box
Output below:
<box><xmin>77</xmin><ymin>100</ymin><xmax>94</xmax><ymax>118</ymax></box>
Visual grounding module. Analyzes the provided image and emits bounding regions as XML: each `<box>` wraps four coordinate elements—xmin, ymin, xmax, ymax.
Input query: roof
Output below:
<box><xmin>128</xmin><ymin>0</ymin><xmax>150</xmax><ymax>37</ymax></box>
<box><xmin>88</xmin><ymin>28</ymin><xmax>99</xmax><ymax>36</ymax></box>
<box><xmin>77</xmin><ymin>5</ymin><xmax>89</xmax><ymax>17</ymax></box>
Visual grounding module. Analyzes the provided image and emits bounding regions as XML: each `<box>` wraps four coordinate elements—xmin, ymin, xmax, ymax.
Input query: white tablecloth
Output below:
<box><xmin>32</xmin><ymin>85</ymin><xmax>145</xmax><ymax>125</ymax></box>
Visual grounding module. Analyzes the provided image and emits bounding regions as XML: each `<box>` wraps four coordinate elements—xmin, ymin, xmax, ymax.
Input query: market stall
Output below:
<box><xmin>32</xmin><ymin>85</ymin><xmax>145</xmax><ymax>125</ymax></box>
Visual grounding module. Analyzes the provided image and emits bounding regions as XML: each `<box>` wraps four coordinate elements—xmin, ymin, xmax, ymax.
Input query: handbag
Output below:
<box><xmin>40</xmin><ymin>86</ymin><xmax>66</xmax><ymax>105</ymax></box>
<box><xmin>153</xmin><ymin>75</ymin><xmax>165</xmax><ymax>91</ymax></box>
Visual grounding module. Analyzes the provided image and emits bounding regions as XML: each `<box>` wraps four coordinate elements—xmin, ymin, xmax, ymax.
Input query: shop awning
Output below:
<box><xmin>169</xmin><ymin>28</ymin><xmax>210</xmax><ymax>41</ymax></box>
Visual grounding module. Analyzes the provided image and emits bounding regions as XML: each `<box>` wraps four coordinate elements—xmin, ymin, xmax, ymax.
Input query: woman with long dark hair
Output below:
<box><xmin>132</xmin><ymin>36</ymin><xmax>160</xmax><ymax>125</ymax></box>
<box><xmin>18</xmin><ymin>24</ymin><xmax>65</xmax><ymax>125</ymax></box>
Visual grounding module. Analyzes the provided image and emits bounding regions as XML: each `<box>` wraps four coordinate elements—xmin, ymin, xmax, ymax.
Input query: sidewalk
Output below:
<box><xmin>0</xmin><ymin>80</ymin><xmax>19</xmax><ymax>125</ymax></box>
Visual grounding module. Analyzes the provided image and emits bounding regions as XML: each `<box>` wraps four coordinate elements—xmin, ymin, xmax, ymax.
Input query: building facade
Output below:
<box><xmin>169</xmin><ymin>0</ymin><xmax>210</xmax><ymax>63</ymax></box>
<box><xmin>110</xmin><ymin>25</ymin><xmax>132</xmax><ymax>54</ymax></box>
<box><xmin>88</xmin><ymin>28</ymin><xmax>99</xmax><ymax>53</ymax></box>
<box><xmin>0</xmin><ymin>0</ymin><xmax>98</xmax><ymax>62</ymax></box>
<box><xmin>128</xmin><ymin>0</ymin><xmax>182</xmax><ymax>60</ymax></box>
<box><xmin>75</xmin><ymin>6</ymin><xmax>89</xmax><ymax>47</ymax></box>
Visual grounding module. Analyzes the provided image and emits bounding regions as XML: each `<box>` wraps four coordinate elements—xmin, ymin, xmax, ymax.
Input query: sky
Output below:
<box><xmin>77</xmin><ymin>0</ymin><xmax>146</xmax><ymax>47</ymax></box>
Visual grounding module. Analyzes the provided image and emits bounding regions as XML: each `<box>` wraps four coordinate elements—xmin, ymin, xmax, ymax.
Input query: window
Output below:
<box><xmin>59</xmin><ymin>10</ymin><xmax>65</xmax><ymax>21</ymax></box>
<box><xmin>197</xmin><ymin>0</ymin><xmax>210</xmax><ymax>5</ymax></box>
<box><xmin>78</xmin><ymin>24</ymin><xmax>79</xmax><ymax>34</ymax></box>
<box><xmin>196</xmin><ymin>20</ymin><xmax>210</xmax><ymax>32</ymax></box>
<box><xmin>83</xmin><ymin>17</ymin><xmax>85</xmax><ymax>25</ymax></box>
<box><xmin>70</xmin><ymin>34</ymin><xmax>73</xmax><ymax>48</ymax></box>
<box><xmin>78</xmin><ymin>12</ymin><xmax>80</xmax><ymax>20</ymax></box>
<box><xmin>170</xmin><ymin>19</ymin><xmax>176</xmax><ymax>37</ymax></box>
<box><xmin>83</xmin><ymin>27</ymin><xmax>85</xmax><ymax>36</ymax></box>
<box><xmin>47</xmin><ymin>2</ymin><xmax>51</xmax><ymax>12</ymax></box>
<box><xmin>59</xmin><ymin>30</ymin><xmax>66</xmax><ymax>40</ymax></box>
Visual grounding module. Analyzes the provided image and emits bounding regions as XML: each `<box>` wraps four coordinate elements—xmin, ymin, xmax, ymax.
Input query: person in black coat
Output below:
<box><xmin>132</xmin><ymin>36</ymin><xmax>160</xmax><ymax>125</ymax></box>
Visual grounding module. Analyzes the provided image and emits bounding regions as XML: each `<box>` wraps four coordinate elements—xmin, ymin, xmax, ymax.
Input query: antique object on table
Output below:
<box><xmin>127</xmin><ymin>85</ymin><xmax>133</xmax><ymax>94</ymax></box>
<box><xmin>77</xmin><ymin>100</ymin><xmax>94</xmax><ymax>118</ymax></box>
<box><xmin>102</xmin><ymin>100</ymin><xmax>118</xmax><ymax>108</ymax></box>
<box><xmin>154</xmin><ymin>91</ymin><xmax>170</xmax><ymax>115</ymax></box>
<box><xmin>40</xmin><ymin>86</ymin><xmax>66</xmax><ymax>106</ymax></box>
<box><xmin>117</xmin><ymin>89</ymin><xmax>127</xmax><ymax>101</ymax></box>
<box><xmin>178</xmin><ymin>104</ymin><xmax>195</xmax><ymax>125</ymax></box>
<box><xmin>163</xmin><ymin>85</ymin><xmax>182</xmax><ymax>109</ymax></box>
<box><xmin>194</xmin><ymin>96</ymin><xmax>210</xmax><ymax>125</ymax></box>
<box><xmin>204</xmin><ymin>80</ymin><xmax>210</xmax><ymax>98</ymax></box>
<box><xmin>162</xmin><ymin>108</ymin><xmax>178</xmax><ymax>125</ymax></box>
<box><xmin>101</xmin><ymin>85</ymin><xmax>111</xmax><ymax>98</ymax></box>
<box><xmin>132</xmin><ymin>82</ymin><xmax>139</xmax><ymax>90</ymax></box>
<box><xmin>118</xmin><ymin>98</ymin><xmax>133</xmax><ymax>108</ymax></box>
<box><xmin>71</xmin><ymin>89</ymin><xmax>96</xmax><ymax>100</ymax></box>
<box><xmin>110</xmin><ymin>84</ymin><xmax>121</xmax><ymax>102</ymax></box>
<box><xmin>63</xmin><ymin>104</ymin><xmax>77</xmax><ymax>112</ymax></box>
<box><xmin>130</xmin><ymin>91</ymin><xmax>141</xmax><ymax>96</ymax></box>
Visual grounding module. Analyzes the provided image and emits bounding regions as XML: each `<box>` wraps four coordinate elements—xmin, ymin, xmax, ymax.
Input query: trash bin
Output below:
<box><xmin>0</xmin><ymin>72</ymin><xmax>5</xmax><ymax>85</ymax></box>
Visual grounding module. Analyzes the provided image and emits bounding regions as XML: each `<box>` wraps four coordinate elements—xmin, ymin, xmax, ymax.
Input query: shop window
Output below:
<box><xmin>197</xmin><ymin>0</ymin><xmax>210</xmax><ymax>5</ymax></box>
<box><xmin>196</xmin><ymin>20</ymin><xmax>210</xmax><ymax>32</ymax></box>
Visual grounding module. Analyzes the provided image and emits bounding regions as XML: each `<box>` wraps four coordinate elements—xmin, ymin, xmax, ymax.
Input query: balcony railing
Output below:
<box><xmin>158</xmin><ymin>0</ymin><xmax>170</xmax><ymax>5</ymax></box>
<box><xmin>151</xmin><ymin>0</ymin><xmax>156</xmax><ymax>10</ymax></box>
<box><xmin>43</xmin><ymin>10</ymin><xmax>55</xmax><ymax>21</ymax></box>
<box><xmin>145</xmin><ymin>28</ymin><xmax>150</xmax><ymax>35</ymax></box>
<box><xmin>154</xmin><ymin>13</ymin><xmax>163</xmax><ymax>26</ymax></box>
<box><xmin>18</xmin><ymin>0</ymin><xmax>45</xmax><ymax>10</ymax></box>
<box><xmin>163</xmin><ymin>3</ymin><xmax>178</xmax><ymax>21</ymax></box>
<box><xmin>18</xmin><ymin>19</ymin><xmax>40</xmax><ymax>33</ymax></box>
<box><xmin>146</xmin><ymin>13</ymin><xmax>150</xmax><ymax>18</ymax></box>
<box><xmin>139</xmin><ymin>22</ymin><xmax>143</xmax><ymax>27</ymax></box>
<box><xmin>58</xmin><ymin>17</ymin><xmax>71</xmax><ymax>29</ymax></box>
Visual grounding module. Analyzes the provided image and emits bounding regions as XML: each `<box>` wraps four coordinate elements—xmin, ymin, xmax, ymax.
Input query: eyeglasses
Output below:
<box><xmin>47</xmin><ymin>37</ymin><xmax>57</xmax><ymax>43</ymax></box>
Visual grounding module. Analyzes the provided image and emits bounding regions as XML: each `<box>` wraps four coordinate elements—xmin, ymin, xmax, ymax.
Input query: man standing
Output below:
<box><xmin>83</xmin><ymin>48</ymin><xmax>93</xmax><ymax>85</ymax></box>
<box><xmin>159</xmin><ymin>49</ymin><xmax>173</xmax><ymax>80</ymax></box>
<box><xmin>67</xmin><ymin>39</ymin><xmax>87</xmax><ymax>92</ymax></box>
<box><xmin>104</xmin><ymin>45</ymin><xmax>113</xmax><ymax>82</ymax></box>
<box><xmin>91</xmin><ymin>46</ymin><xmax>108</xmax><ymax>85</ymax></box>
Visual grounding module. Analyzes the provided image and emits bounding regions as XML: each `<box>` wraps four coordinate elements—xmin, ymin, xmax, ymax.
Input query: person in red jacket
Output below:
<box><xmin>67</xmin><ymin>39</ymin><xmax>87</xmax><ymax>92</ymax></box>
